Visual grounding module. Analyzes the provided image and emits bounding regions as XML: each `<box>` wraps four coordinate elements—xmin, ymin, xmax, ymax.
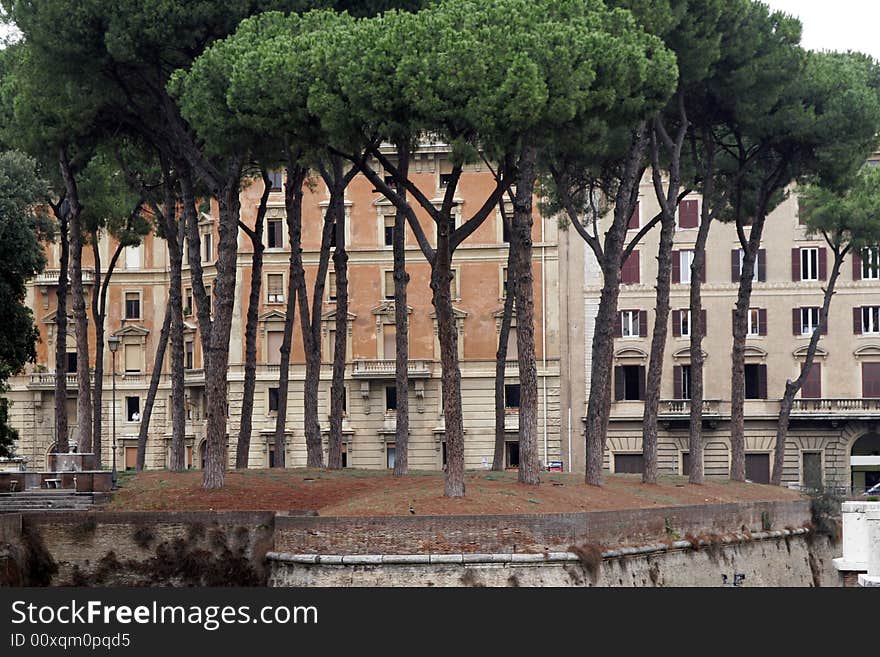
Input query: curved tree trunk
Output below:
<box><xmin>53</xmin><ymin>207</ymin><xmax>70</xmax><ymax>455</ymax></box>
<box><xmin>60</xmin><ymin>150</ymin><xmax>92</xmax><ymax>454</ymax></box>
<box><xmin>772</xmin><ymin>246</ymin><xmax>845</xmax><ymax>486</ymax></box>
<box><xmin>137</xmin><ymin>301</ymin><xmax>171</xmax><ymax>470</ymax></box>
<box><xmin>236</xmin><ymin>169</ymin><xmax>270</xmax><ymax>469</ymax></box>
<box><xmin>274</xmin><ymin>164</ymin><xmax>307</xmax><ymax>468</ymax></box>
<box><xmin>493</xmin><ymin>234</ymin><xmax>516</xmax><ymax>472</ymax></box>
<box><xmin>511</xmin><ymin>144</ymin><xmax>540</xmax><ymax>485</ymax></box>
<box><xmin>392</xmin><ymin>149</ymin><xmax>410</xmax><ymax>476</ymax></box>
<box><xmin>328</xmin><ymin>158</ymin><xmax>351</xmax><ymax>471</ymax></box>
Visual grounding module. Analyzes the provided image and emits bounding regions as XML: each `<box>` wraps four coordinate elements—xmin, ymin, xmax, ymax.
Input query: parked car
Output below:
<box><xmin>863</xmin><ymin>482</ymin><xmax>880</xmax><ymax>497</ymax></box>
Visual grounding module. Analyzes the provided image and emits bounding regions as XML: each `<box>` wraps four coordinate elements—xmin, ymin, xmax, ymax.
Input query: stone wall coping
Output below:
<box><xmin>266</xmin><ymin>528</ymin><xmax>810</xmax><ymax>566</ymax></box>
<box><xmin>841</xmin><ymin>501</ymin><xmax>880</xmax><ymax>513</ymax></box>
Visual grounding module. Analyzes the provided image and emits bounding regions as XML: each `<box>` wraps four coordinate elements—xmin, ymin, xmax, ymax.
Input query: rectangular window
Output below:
<box><xmin>450</xmin><ymin>269</ymin><xmax>459</xmax><ymax>298</ymax></box>
<box><xmin>267</xmin><ymin>331</ymin><xmax>283</xmax><ymax>365</ymax></box>
<box><xmin>862</xmin><ymin>246</ymin><xmax>880</xmax><ymax>279</ymax></box>
<box><xmin>505</xmin><ymin>440</ymin><xmax>520</xmax><ymax>469</ymax></box>
<box><xmin>125</xmin><ymin>246</ymin><xmax>141</xmax><ymax>270</ymax></box>
<box><xmin>680</xmin><ymin>310</ymin><xmax>692</xmax><ymax>337</ymax></box>
<box><xmin>677</xmin><ymin>199</ymin><xmax>699</xmax><ymax>229</ymax></box>
<box><xmin>506</xmin><ymin>326</ymin><xmax>518</xmax><ymax>361</ymax></box>
<box><xmin>801</xmin><ymin>307</ymin><xmax>821</xmax><ymax>335</ymax></box>
<box><xmin>124</xmin><ymin>343</ymin><xmax>141</xmax><ymax>373</ymax></box>
<box><xmin>744</xmin><ymin>364</ymin><xmax>767</xmax><ymax>400</ymax></box>
<box><xmin>615</xmin><ymin>365</ymin><xmax>646</xmax><ymax>401</ymax></box>
<box><xmin>745</xmin><ymin>453</ymin><xmax>770</xmax><ymax>484</ymax></box>
<box><xmin>801</xmin><ymin>363</ymin><xmax>822</xmax><ymax>399</ymax></box>
<box><xmin>386</xmin><ymin>442</ymin><xmax>396</xmax><ymax>470</ymax></box>
<box><xmin>801</xmin><ymin>247</ymin><xmax>819</xmax><ymax>281</ymax></box>
<box><xmin>802</xmin><ymin>452</ymin><xmax>823</xmax><ymax>489</ymax></box>
<box><xmin>439</xmin><ymin>173</ymin><xmax>453</xmax><ymax>189</ymax></box>
<box><xmin>384</xmin><ymin>215</ymin><xmax>395</xmax><ymax>247</ymax></box>
<box><xmin>863</xmin><ymin>306</ymin><xmax>880</xmax><ymax>334</ymax></box>
<box><xmin>385</xmin><ymin>386</ymin><xmax>397</xmax><ymax>412</ymax></box>
<box><xmin>267</xmin><ymin>274</ymin><xmax>284</xmax><ymax>304</ymax></box>
<box><xmin>681</xmin><ymin>452</ymin><xmax>691</xmax><ymax>477</ymax></box>
<box><xmin>679</xmin><ymin>250</ymin><xmax>695</xmax><ymax>284</ymax></box>
<box><xmin>504</xmin><ymin>384</ymin><xmax>521</xmax><ymax>410</ymax></box>
<box><xmin>628</xmin><ymin>201</ymin><xmax>640</xmax><ymax>230</ymax></box>
<box><xmin>267</xmin><ymin>219</ymin><xmax>283</xmax><ymax>249</ymax></box>
<box><xmin>383</xmin><ymin>325</ymin><xmax>396</xmax><ymax>359</ymax></box>
<box><xmin>204</xmin><ymin>285</ymin><xmax>212</xmax><ymax>316</ymax></box>
<box><xmin>203</xmin><ymin>233</ymin><xmax>213</xmax><ymax>263</ymax></box>
<box><xmin>502</xmin><ymin>267</ymin><xmax>509</xmax><ymax>298</ymax></box>
<box><xmin>125</xmin><ymin>396</ymin><xmax>140</xmax><ymax>422</ymax></box>
<box><xmin>747</xmin><ymin>309</ymin><xmax>761</xmax><ymax>336</ymax></box>
<box><xmin>862</xmin><ymin>363</ymin><xmax>880</xmax><ymax>398</ymax></box>
<box><xmin>621</xmin><ymin>310</ymin><xmax>640</xmax><ymax>338</ymax></box>
<box><xmin>184</xmin><ymin>289</ymin><xmax>193</xmax><ymax>316</ymax></box>
<box><xmin>185</xmin><ymin>341</ymin><xmax>194</xmax><ymax>370</ymax></box>
<box><xmin>326</xmin><ymin>271</ymin><xmax>336</xmax><ymax>302</ymax></box>
<box><xmin>66</xmin><ymin>352</ymin><xmax>77</xmax><ymax>374</ymax></box>
<box><xmin>621</xmin><ymin>251</ymin><xmax>640</xmax><ymax>285</ymax></box>
<box><xmin>614</xmin><ymin>453</ymin><xmax>645</xmax><ymax>474</ymax></box>
<box><xmin>739</xmin><ymin>250</ymin><xmax>759</xmax><ymax>283</ymax></box>
<box><xmin>680</xmin><ymin>365</ymin><xmax>691</xmax><ymax>400</ymax></box>
<box><xmin>384</xmin><ymin>271</ymin><xmax>395</xmax><ymax>300</ymax></box>
<box><xmin>268</xmin><ymin>171</ymin><xmax>283</xmax><ymax>192</ymax></box>
<box><xmin>125</xmin><ymin>292</ymin><xmax>140</xmax><ymax>320</ymax></box>
<box><xmin>268</xmin><ymin>387</ymin><xmax>280</xmax><ymax>413</ymax></box>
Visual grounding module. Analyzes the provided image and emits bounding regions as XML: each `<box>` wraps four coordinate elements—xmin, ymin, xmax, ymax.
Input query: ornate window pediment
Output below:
<box><xmin>615</xmin><ymin>346</ymin><xmax>648</xmax><ymax>362</ymax></box>
<box><xmin>793</xmin><ymin>345</ymin><xmax>828</xmax><ymax>360</ymax></box>
<box><xmin>744</xmin><ymin>345</ymin><xmax>768</xmax><ymax>361</ymax></box>
<box><xmin>113</xmin><ymin>325</ymin><xmax>150</xmax><ymax>339</ymax></box>
<box><xmin>672</xmin><ymin>347</ymin><xmax>708</xmax><ymax>361</ymax></box>
<box><xmin>854</xmin><ymin>344</ymin><xmax>880</xmax><ymax>359</ymax></box>
<box><xmin>372</xmin><ymin>300</ymin><xmax>412</xmax><ymax>321</ymax></box>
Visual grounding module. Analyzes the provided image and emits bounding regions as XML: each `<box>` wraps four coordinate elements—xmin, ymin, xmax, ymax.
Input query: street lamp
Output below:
<box><xmin>107</xmin><ymin>335</ymin><xmax>121</xmax><ymax>490</ymax></box>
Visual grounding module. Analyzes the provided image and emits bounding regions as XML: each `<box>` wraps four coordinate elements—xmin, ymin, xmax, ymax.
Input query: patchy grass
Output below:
<box><xmin>104</xmin><ymin>468</ymin><xmax>804</xmax><ymax>516</ymax></box>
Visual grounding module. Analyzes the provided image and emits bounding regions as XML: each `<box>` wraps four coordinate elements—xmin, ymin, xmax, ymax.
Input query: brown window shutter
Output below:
<box><xmin>854</xmin><ymin>307</ymin><xmax>863</xmax><ymax>335</ymax></box>
<box><xmin>638</xmin><ymin>366</ymin><xmax>646</xmax><ymax>400</ymax></box>
<box><xmin>674</xmin><ymin>366</ymin><xmax>683</xmax><ymax>399</ymax></box>
<box><xmin>863</xmin><ymin>363</ymin><xmax>880</xmax><ymax>398</ymax></box>
<box><xmin>701</xmin><ymin>309</ymin><xmax>707</xmax><ymax>335</ymax></box>
<box><xmin>759</xmin><ymin>309</ymin><xmax>767</xmax><ymax>336</ymax></box>
<box><xmin>731</xmin><ymin>249</ymin><xmax>740</xmax><ymax>282</ymax></box>
<box><xmin>792</xmin><ymin>308</ymin><xmax>801</xmax><ymax>336</ymax></box>
<box><xmin>672</xmin><ymin>310</ymin><xmax>681</xmax><ymax>337</ymax></box>
<box><xmin>801</xmin><ymin>363</ymin><xmax>821</xmax><ymax>399</ymax></box>
<box><xmin>628</xmin><ymin>202</ymin><xmax>640</xmax><ymax>230</ymax></box>
<box><xmin>614</xmin><ymin>367</ymin><xmax>625</xmax><ymax>401</ymax></box>
<box><xmin>638</xmin><ymin>310</ymin><xmax>648</xmax><ymax>337</ymax></box>
<box><xmin>671</xmin><ymin>251</ymin><xmax>680</xmax><ymax>284</ymax></box>
<box><xmin>758</xmin><ymin>249</ymin><xmax>766</xmax><ymax>282</ymax></box>
<box><xmin>614</xmin><ymin>313</ymin><xmax>623</xmax><ymax>338</ymax></box>
<box><xmin>758</xmin><ymin>364</ymin><xmax>768</xmax><ymax>399</ymax></box>
<box><xmin>853</xmin><ymin>250</ymin><xmax>863</xmax><ymax>281</ymax></box>
<box><xmin>679</xmin><ymin>200</ymin><xmax>698</xmax><ymax>229</ymax></box>
<box><xmin>818</xmin><ymin>248</ymin><xmax>827</xmax><ymax>280</ymax></box>
<box><xmin>792</xmin><ymin>248</ymin><xmax>801</xmax><ymax>281</ymax></box>
<box><xmin>621</xmin><ymin>251</ymin><xmax>640</xmax><ymax>285</ymax></box>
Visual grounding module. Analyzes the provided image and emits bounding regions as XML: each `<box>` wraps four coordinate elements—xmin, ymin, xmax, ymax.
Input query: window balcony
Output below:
<box><xmin>790</xmin><ymin>398</ymin><xmax>880</xmax><ymax>420</ymax></box>
<box><xmin>33</xmin><ymin>268</ymin><xmax>96</xmax><ymax>287</ymax></box>
<box><xmin>352</xmin><ymin>359</ymin><xmax>432</xmax><ymax>379</ymax></box>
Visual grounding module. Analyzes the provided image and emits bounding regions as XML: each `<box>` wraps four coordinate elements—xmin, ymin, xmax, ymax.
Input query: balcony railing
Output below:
<box><xmin>27</xmin><ymin>372</ymin><xmax>95</xmax><ymax>389</ymax></box>
<box><xmin>659</xmin><ymin>399</ymin><xmax>723</xmax><ymax>416</ymax></box>
<box><xmin>352</xmin><ymin>359</ymin><xmax>432</xmax><ymax>378</ymax></box>
<box><xmin>791</xmin><ymin>398</ymin><xmax>880</xmax><ymax>415</ymax></box>
<box><xmin>33</xmin><ymin>268</ymin><xmax>95</xmax><ymax>286</ymax></box>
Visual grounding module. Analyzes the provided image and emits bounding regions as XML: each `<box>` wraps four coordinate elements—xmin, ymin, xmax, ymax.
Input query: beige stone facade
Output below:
<box><xmin>4</xmin><ymin>145</ymin><xmax>563</xmax><ymax>473</ymax></box>
<box><xmin>572</xmin><ymin>156</ymin><xmax>880</xmax><ymax>491</ymax></box>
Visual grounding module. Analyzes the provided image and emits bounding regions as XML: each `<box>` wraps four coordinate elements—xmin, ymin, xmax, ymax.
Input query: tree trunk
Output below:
<box><xmin>164</xmin><ymin>189</ymin><xmax>187</xmax><ymax>473</ymax></box>
<box><xmin>53</xmin><ymin>207</ymin><xmax>70</xmax><ymax>454</ymax></box>
<box><xmin>584</xmin><ymin>129</ymin><xmax>648</xmax><ymax>486</ymax></box>
<box><xmin>641</xmin><ymin>210</ymin><xmax>675</xmax><ymax>484</ymax></box>
<box><xmin>730</xmin><ymin>212</ymin><xmax>769</xmax><ymax>482</ymax></box>
<box><xmin>772</xmin><ymin>247</ymin><xmax>845</xmax><ymax>486</ymax></box>
<box><xmin>328</xmin><ymin>158</ymin><xmax>350</xmax><ymax>471</ymax></box>
<box><xmin>511</xmin><ymin>144</ymin><xmax>540</xmax><ymax>485</ymax></box>
<box><xmin>236</xmin><ymin>170</ymin><xmax>270</xmax><ymax>469</ymax></box>
<box><xmin>137</xmin><ymin>300</ymin><xmax>172</xmax><ymax>471</ymax></box>
<box><xmin>274</xmin><ymin>164</ymin><xmax>307</xmax><ymax>468</ymax></box>
<box><xmin>392</xmin><ymin>148</ymin><xmax>410</xmax><ymax>476</ymax></box>
<box><xmin>687</xmin><ymin>138</ymin><xmax>716</xmax><ymax>485</ymax></box>
<box><xmin>493</xmin><ymin>225</ymin><xmax>516</xmax><ymax>472</ymax></box>
<box><xmin>201</xmin><ymin>166</ymin><xmax>243</xmax><ymax>489</ymax></box>
<box><xmin>60</xmin><ymin>150</ymin><xmax>92</xmax><ymax>453</ymax></box>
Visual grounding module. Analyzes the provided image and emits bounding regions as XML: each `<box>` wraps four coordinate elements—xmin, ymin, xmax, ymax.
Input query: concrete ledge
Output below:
<box><xmin>858</xmin><ymin>574</ymin><xmax>880</xmax><ymax>587</ymax></box>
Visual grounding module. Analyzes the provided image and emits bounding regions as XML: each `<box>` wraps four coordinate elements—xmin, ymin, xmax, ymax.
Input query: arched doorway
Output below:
<box><xmin>851</xmin><ymin>433</ymin><xmax>880</xmax><ymax>493</ymax></box>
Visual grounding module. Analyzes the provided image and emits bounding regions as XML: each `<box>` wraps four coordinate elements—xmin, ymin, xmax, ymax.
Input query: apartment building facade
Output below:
<box><xmin>572</xmin><ymin>157</ymin><xmax>880</xmax><ymax>491</ymax></box>
<box><xmin>3</xmin><ymin>145</ymin><xmax>564</xmax><ymax>473</ymax></box>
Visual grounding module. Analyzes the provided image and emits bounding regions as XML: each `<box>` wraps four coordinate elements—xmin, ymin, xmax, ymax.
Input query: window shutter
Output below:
<box><xmin>801</xmin><ymin>363</ymin><xmax>821</xmax><ymax>399</ymax></box>
<box><xmin>792</xmin><ymin>248</ymin><xmax>801</xmax><ymax>281</ymax></box>
<box><xmin>672</xmin><ymin>310</ymin><xmax>681</xmax><ymax>338</ymax></box>
<box><xmin>638</xmin><ymin>366</ymin><xmax>647</xmax><ymax>400</ymax></box>
<box><xmin>701</xmin><ymin>309</ymin><xmax>707</xmax><ymax>335</ymax></box>
<box><xmin>731</xmin><ymin>249</ymin><xmax>740</xmax><ymax>282</ymax></box>
<box><xmin>622</xmin><ymin>252</ymin><xmax>640</xmax><ymax>284</ymax></box>
<box><xmin>854</xmin><ymin>307</ymin><xmax>863</xmax><ymax>335</ymax></box>
<box><xmin>758</xmin><ymin>249</ymin><xmax>767</xmax><ymax>282</ymax></box>
<box><xmin>862</xmin><ymin>363</ymin><xmax>880</xmax><ymax>398</ymax></box>
<box><xmin>818</xmin><ymin>248</ymin><xmax>827</xmax><ymax>280</ymax></box>
<box><xmin>671</xmin><ymin>251</ymin><xmax>680</xmax><ymax>284</ymax></box>
<box><xmin>758</xmin><ymin>364</ymin><xmax>768</xmax><ymax>399</ymax></box>
<box><xmin>792</xmin><ymin>308</ymin><xmax>801</xmax><ymax>336</ymax></box>
<box><xmin>759</xmin><ymin>309</ymin><xmax>767</xmax><ymax>336</ymax></box>
<box><xmin>614</xmin><ymin>314</ymin><xmax>623</xmax><ymax>338</ymax></box>
<box><xmin>628</xmin><ymin>202</ymin><xmax>640</xmax><ymax>230</ymax></box>
<box><xmin>674</xmin><ymin>366</ymin><xmax>683</xmax><ymax>399</ymax></box>
<box><xmin>679</xmin><ymin>200</ymin><xmax>698</xmax><ymax>229</ymax></box>
<box><xmin>853</xmin><ymin>250</ymin><xmax>863</xmax><ymax>281</ymax></box>
<box><xmin>638</xmin><ymin>310</ymin><xmax>648</xmax><ymax>338</ymax></box>
<box><xmin>614</xmin><ymin>367</ymin><xmax>625</xmax><ymax>401</ymax></box>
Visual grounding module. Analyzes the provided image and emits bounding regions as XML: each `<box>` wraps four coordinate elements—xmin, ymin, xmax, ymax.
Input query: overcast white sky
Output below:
<box><xmin>762</xmin><ymin>0</ymin><xmax>880</xmax><ymax>60</ymax></box>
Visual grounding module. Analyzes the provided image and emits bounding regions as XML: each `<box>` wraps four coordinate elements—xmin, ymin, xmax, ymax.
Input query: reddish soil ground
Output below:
<box><xmin>106</xmin><ymin>468</ymin><xmax>803</xmax><ymax>516</ymax></box>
